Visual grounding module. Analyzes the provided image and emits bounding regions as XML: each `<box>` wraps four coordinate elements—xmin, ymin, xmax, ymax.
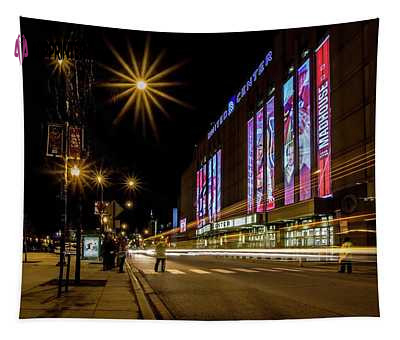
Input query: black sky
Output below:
<box><xmin>20</xmin><ymin>17</ymin><xmax>275</xmax><ymax>234</ymax></box>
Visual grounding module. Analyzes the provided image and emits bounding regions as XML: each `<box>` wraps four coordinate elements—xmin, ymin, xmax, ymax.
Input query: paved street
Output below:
<box><xmin>128</xmin><ymin>254</ymin><xmax>379</xmax><ymax>320</ymax></box>
<box><xmin>20</xmin><ymin>253</ymin><xmax>140</xmax><ymax>319</ymax></box>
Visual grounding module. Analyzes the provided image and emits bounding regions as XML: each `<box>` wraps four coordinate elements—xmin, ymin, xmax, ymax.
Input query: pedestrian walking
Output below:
<box><xmin>154</xmin><ymin>237</ymin><xmax>167</xmax><ymax>272</ymax></box>
<box><xmin>117</xmin><ymin>237</ymin><xmax>128</xmax><ymax>273</ymax></box>
<box><xmin>338</xmin><ymin>237</ymin><xmax>353</xmax><ymax>273</ymax></box>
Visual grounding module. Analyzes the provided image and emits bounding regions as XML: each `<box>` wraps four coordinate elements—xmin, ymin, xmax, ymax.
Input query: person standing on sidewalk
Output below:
<box><xmin>102</xmin><ymin>233</ymin><xmax>114</xmax><ymax>271</ymax></box>
<box><xmin>154</xmin><ymin>237</ymin><xmax>167</xmax><ymax>272</ymax></box>
<box><xmin>338</xmin><ymin>237</ymin><xmax>353</xmax><ymax>273</ymax></box>
<box><xmin>117</xmin><ymin>237</ymin><xmax>128</xmax><ymax>273</ymax></box>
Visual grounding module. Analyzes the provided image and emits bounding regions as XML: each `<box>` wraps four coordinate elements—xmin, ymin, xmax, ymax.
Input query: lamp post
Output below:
<box><xmin>94</xmin><ymin>172</ymin><xmax>107</xmax><ymax>234</ymax></box>
<box><xmin>96</xmin><ymin>175</ymin><xmax>104</xmax><ymax>202</ymax></box>
<box><xmin>58</xmin><ymin>122</ymin><xmax>69</xmax><ymax>297</ymax></box>
<box><xmin>70</xmin><ymin>164</ymin><xmax>81</xmax><ymax>284</ymax></box>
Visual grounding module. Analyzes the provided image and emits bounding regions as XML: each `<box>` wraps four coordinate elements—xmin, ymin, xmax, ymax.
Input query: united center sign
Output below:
<box><xmin>207</xmin><ymin>50</ymin><xmax>273</xmax><ymax>140</ymax></box>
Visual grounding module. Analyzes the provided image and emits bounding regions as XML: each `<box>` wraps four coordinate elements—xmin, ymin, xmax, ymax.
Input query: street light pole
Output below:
<box><xmin>75</xmin><ymin>194</ymin><xmax>82</xmax><ymax>284</ymax></box>
<box><xmin>58</xmin><ymin>122</ymin><xmax>69</xmax><ymax>297</ymax></box>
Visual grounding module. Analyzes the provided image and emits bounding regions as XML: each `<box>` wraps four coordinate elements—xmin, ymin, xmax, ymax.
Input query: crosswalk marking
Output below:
<box><xmin>300</xmin><ymin>268</ymin><xmax>330</xmax><ymax>272</ymax></box>
<box><xmin>139</xmin><ymin>266</ymin><xmax>335</xmax><ymax>275</ymax></box>
<box><xmin>252</xmin><ymin>267</ymin><xmax>280</xmax><ymax>272</ymax></box>
<box><xmin>231</xmin><ymin>268</ymin><xmax>259</xmax><ymax>273</ymax></box>
<box><xmin>272</xmin><ymin>267</ymin><xmax>301</xmax><ymax>272</ymax></box>
<box><xmin>167</xmin><ymin>269</ymin><xmax>185</xmax><ymax>274</ymax></box>
<box><xmin>189</xmin><ymin>269</ymin><xmax>211</xmax><ymax>274</ymax></box>
<box><xmin>210</xmin><ymin>268</ymin><xmax>236</xmax><ymax>274</ymax></box>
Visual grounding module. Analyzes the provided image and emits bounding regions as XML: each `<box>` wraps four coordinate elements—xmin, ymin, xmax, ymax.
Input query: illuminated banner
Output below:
<box><xmin>212</xmin><ymin>153</ymin><xmax>217</xmax><ymax>220</ymax></box>
<box><xmin>198</xmin><ymin>169</ymin><xmax>202</xmax><ymax>221</ymax></box>
<box><xmin>68</xmin><ymin>126</ymin><xmax>83</xmax><ymax>159</ymax></box>
<box><xmin>283</xmin><ymin>77</ymin><xmax>295</xmax><ymax>205</ymax></box>
<box><xmin>172</xmin><ymin>208</ymin><xmax>178</xmax><ymax>228</ymax></box>
<box><xmin>180</xmin><ymin>218</ymin><xmax>187</xmax><ymax>233</ymax></box>
<box><xmin>208</xmin><ymin>158</ymin><xmax>213</xmax><ymax>220</ymax></box>
<box><xmin>316</xmin><ymin>36</ymin><xmax>332</xmax><ymax>197</ymax></box>
<box><xmin>247</xmin><ymin>117</ymin><xmax>254</xmax><ymax>213</ymax></box>
<box><xmin>198</xmin><ymin>166</ymin><xmax>205</xmax><ymax>227</ymax></box>
<box><xmin>196</xmin><ymin>170</ymin><xmax>200</xmax><ymax>226</ymax></box>
<box><xmin>298</xmin><ymin>59</ymin><xmax>312</xmax><ymax>201</ymax></box>
<box><xmin>46</xmin><ymin>124</ymin><xmax>64</xmax><ymax>157</ymax></box>
<box><xmin>255</xmin><ymin>108</ymin><xmax>264</xmax><ymax>212</ymax></box>
<box><xmin>201</xmin><ymin>164</ymin><xmax>207</xmax><ymax>222</ymax></box>
<box><xmin>217</xmin><ymin>149</ymin><xmax>222</xmax><ymax>216</ymax></box>
<box><xmin>265</xmin><ymin>97</ymin><xmax>275</xmax><ymax>210</ymax></box>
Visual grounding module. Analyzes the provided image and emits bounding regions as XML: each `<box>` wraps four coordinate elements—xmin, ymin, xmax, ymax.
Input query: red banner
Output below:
<box><xmin>46</xmin><ymin>124</ymin><xmax>64</xmax><ymax>157</ymax></box>
<box><xmin>316</xmin><ymin>36</ymin><xmax>332</xmax><ymax>197</ymax></box>
<box><xmin>68</xmin><ymin>126</ymin><xmax>83</xmax><ymax>159</ymax></box>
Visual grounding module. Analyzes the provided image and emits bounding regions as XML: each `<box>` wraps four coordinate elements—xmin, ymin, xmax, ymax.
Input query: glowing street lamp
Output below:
<box><xmin>136</xmin><ymin>80</ymin><xmax>147</xmax><ymax>90</ymax></box>
<box><xmin>71</xmin><ymin>164</ymin><xmax>80</xmax><ymax>177</ymax></box>
<box><xmin>124</xmin><ymin>175</ymin><xmax>142</xmax><ymax>193</ymax></box>
<box><xmin>92</xmin><ymin>169</ymin><xmax>109</xmax><ymax>204</ymax></box>
<box><xmin>100</xmin><ymin>38</ymin><xmax>190</xmax><ymax>136</ymax></box>
<box><xmin>125</xmin><ymin>200</ymin><xmax>133</xmax><ymax>209</ymax></box>
<box><xmin>127</xmin><ymin>178</ymin><xmax>136</xmax><ymax>190</ymax></box>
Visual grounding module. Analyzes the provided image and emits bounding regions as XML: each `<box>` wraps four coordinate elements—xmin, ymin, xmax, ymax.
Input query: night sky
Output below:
<box><xmin>20</xmin><ymin>17</ymin><xmax>275</xmax><ymax>234</ymax></box>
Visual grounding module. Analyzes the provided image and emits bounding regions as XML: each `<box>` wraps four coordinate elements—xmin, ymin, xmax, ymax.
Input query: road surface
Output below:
<box><xmin>128</xmin><ymin>254</ymin><xmax>379</xmax><ymax>320</ymax></box>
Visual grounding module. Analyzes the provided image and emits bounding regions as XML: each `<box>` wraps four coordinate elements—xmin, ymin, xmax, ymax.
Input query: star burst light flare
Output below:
<box><xmin>99</xmin><ymin>38</ymin><xmax>191</xmax><ymax>136</ymax></box>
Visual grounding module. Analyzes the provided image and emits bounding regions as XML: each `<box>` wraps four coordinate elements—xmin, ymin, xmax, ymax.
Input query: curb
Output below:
<box><xmin>128</xmin><ymin>261</ymin><xmax>174</xmax><ymax>320</ymax></box>
<box><xmin>125</xmin><ymin>261</ymin><xmax>156</xmax><ymax>320</ymax></box>
<box><xmin>126</xmin><ymin>261</ymin><xmax>174</xmax><ymax>320</ymax></box>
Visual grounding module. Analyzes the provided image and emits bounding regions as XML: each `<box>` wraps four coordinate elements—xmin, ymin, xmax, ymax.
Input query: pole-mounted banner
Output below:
<box><xmin>46</xmin><ymin>124</ymin><xmax>64</xmax><ymax>157</ymax></box>
<box><xmin>68</xmin><ymin>126</ymin><xmax>83</xmax><ymax>160</ymax></box>
<box><xmin>316</xmin><ymin>36</ymin><xmax>332</xmax><ymax>198</ymax></box>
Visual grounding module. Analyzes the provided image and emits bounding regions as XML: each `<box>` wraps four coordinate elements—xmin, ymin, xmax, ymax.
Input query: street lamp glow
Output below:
<box><xmin>125</xmin><ymin>200</ymin><xmax>133</xmax><ymax>208</ymax></box>
<box><xmin>100</xmin><ymin>39</ymin><xmax>190</xmax><ymax>135</ymax></box>
<box><xmin>71</xmin><ymin>165</ymin><xmax>80</xmax><ymax>177</ymax></box>
<box><xmin>136</xmin><ymin>80</ymin><xmax>147</xmax><ymax>90</ymax></box>
<box><xmin>92</xmin><ymin>169</ymin><xmax>109</xmax><ymax>190</ymax></box>
<box><xmin>124</xmin><ymin>176</ymin><xmax>141</xmax><ymax>192</ymax></box>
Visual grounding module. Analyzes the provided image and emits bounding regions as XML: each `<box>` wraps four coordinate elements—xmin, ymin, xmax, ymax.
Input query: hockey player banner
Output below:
<box><xmin>298</xmin><ymin>59</ymin><xmax>312</xmax><ymax>201</ymax></box>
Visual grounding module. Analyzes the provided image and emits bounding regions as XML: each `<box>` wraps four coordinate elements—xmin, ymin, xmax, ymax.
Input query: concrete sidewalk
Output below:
<box><xmin>20</xmin><ymin>253</ymin><xmax>140</xmax><ymax>319</ymax></box>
